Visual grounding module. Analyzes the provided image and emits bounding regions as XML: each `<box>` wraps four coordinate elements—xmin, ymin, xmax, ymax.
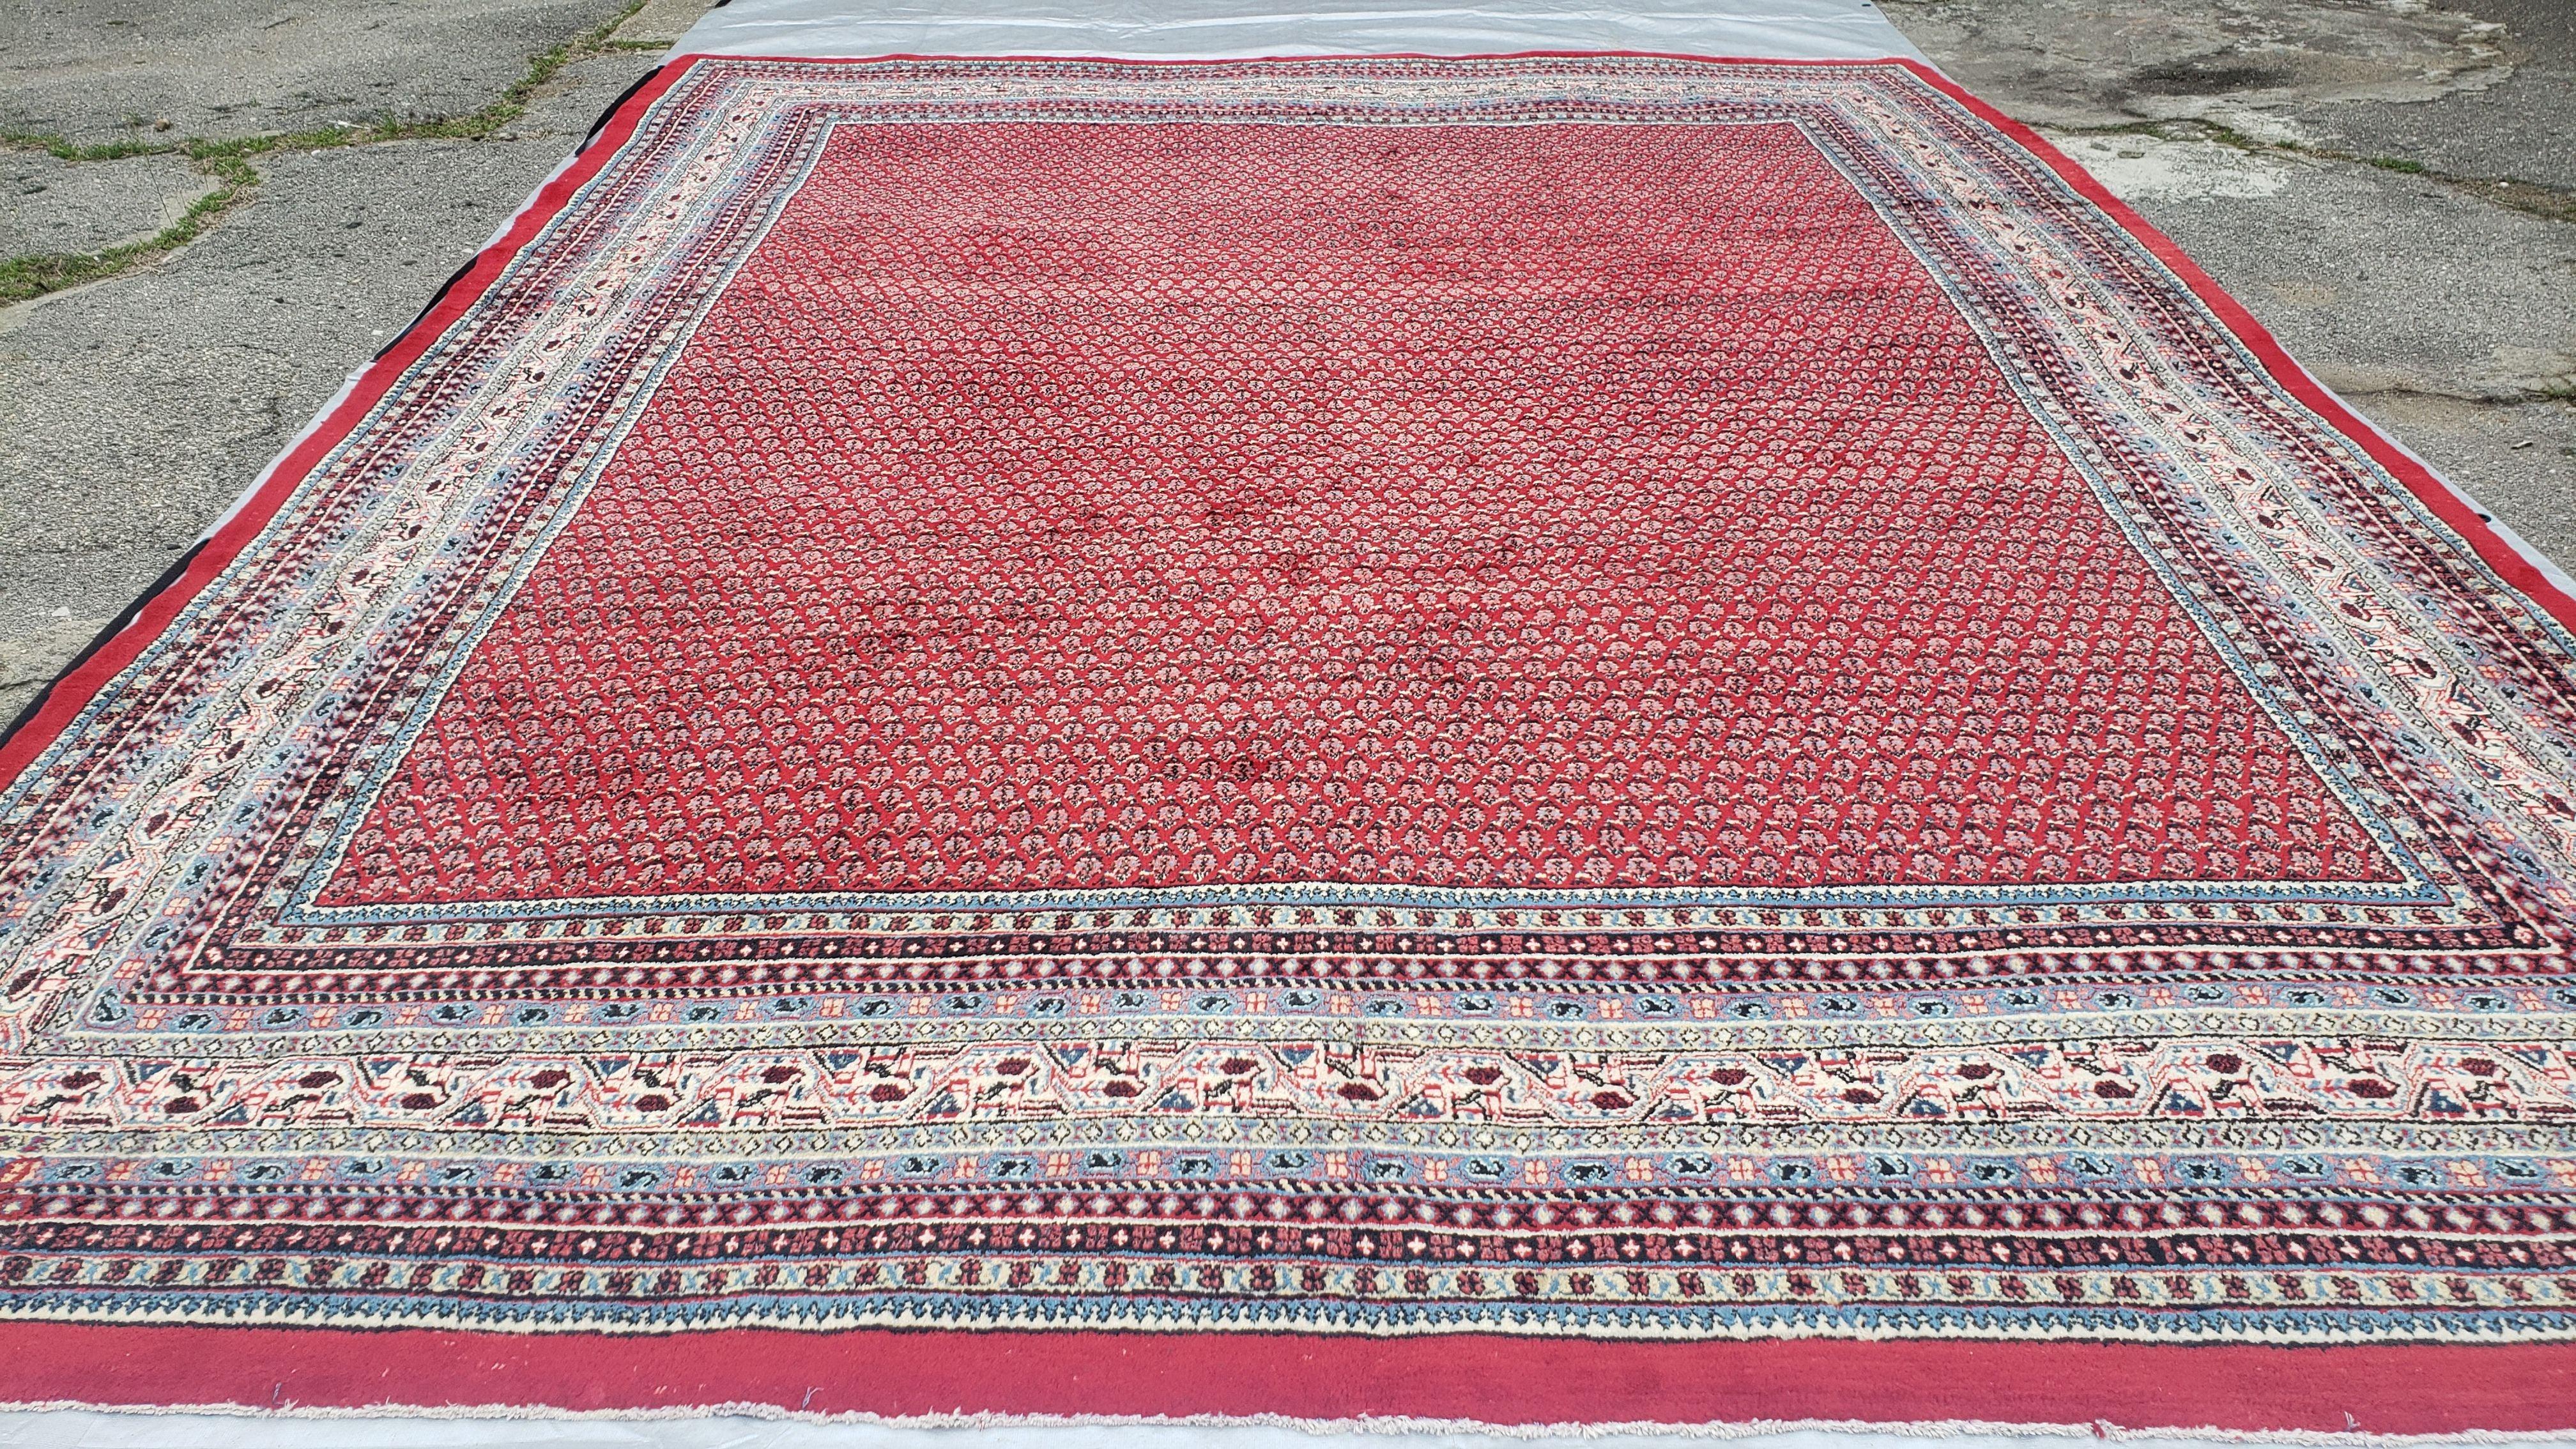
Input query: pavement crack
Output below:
<box><xmin>2330</xmin><ymin>381</ymin><xmax>2558</xmax><ymax>406</ymax></box>
<box><xmin>0</xmin><ymin>0</ymin><xmax>651</xmax><ymax>306</ymax></box>
<box><xmin>2051</xmin><ymin>118</ymin><xmax>2576</xmax><ymax>225</ymax></box>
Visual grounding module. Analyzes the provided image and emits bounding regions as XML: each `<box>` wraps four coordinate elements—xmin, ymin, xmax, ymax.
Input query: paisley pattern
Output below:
<box><xmin>0</xmin><ymin>55</ymin><xmax>2573</xmax><ymax>1344</ymax></box>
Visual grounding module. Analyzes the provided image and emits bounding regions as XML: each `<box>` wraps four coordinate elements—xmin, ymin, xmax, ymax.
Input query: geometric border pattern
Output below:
<box><xmin>0</xmin><ymin>54</ymin><xmax>2571</xmax><ymax>1364</ymax></box>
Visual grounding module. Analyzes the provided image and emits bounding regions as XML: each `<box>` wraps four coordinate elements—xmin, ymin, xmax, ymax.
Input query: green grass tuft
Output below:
<box><xmin>0</xmin><ymin>0</ymin><xmax>647</xmax><ymax>305</ymax></box>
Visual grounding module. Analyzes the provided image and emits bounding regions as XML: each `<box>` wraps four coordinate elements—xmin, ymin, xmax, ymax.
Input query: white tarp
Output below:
<box><xmin>666</xmin><ymin>0</ymin><xmax>1923</xmax><ymax>63</ymax></box>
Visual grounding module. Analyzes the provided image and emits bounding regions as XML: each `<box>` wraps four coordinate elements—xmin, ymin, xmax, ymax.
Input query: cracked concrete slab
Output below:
<box><xmin>2057</xmin><ymin>130</ymin><xmax>2296</xmax><ymax>201</ymax></box>
<box><xmin>1885</xmin><ymin>0</ymin><xmax>2576</xmax><ymax>196</ymax></box>
<box><xmin>1884</xmin><ymin>0</ymin><xmax>2576</xmax><ymax>588</ymax></box>
<box><xmin>0</xmin><ymin>0</ymin><xmax>639</xmax><ymax>146</ymax></box>
<box><xmin>1883</xmin><ymin>0</ymin><xmax>2520</xmax><ymax>132</ymax></box>
<box><xmin>2285</xmin><ymin>0</ymin><xmax>2576</xmax><ymax>192</ymax></box>
<box><xmin>0</xmin><ymin>150</ymin><xmax>213</xmax><ymax>257</ymax></box>
<box><xmin>0</xmin><ymin>46</ymin><xmax>670</xmax><ymax>723</ymax></box>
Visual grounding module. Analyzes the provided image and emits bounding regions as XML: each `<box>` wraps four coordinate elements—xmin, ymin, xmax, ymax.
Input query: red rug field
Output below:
<box><xmin>0</xmin><ymin>53</ymin><xmax>2570</xmax><ymax>1434</ymax></box>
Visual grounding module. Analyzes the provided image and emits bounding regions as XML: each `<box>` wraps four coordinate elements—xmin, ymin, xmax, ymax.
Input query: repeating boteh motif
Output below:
<box><xmin>0</xmin><ymin>57</ymin><xmax>2568</xmax><ymax>1340</ymax></box>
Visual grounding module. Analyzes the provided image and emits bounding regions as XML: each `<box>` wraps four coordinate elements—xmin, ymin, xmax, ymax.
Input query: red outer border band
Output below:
<box><xmin>0</xmin><ymin>1324</ymin><xmax>2568</xmax><ymax>1432</ymax></box>
<box><xmin>1</xmin><ymin>52</ymin><xmax>2572</xmax><ymax>1432</ymax></box>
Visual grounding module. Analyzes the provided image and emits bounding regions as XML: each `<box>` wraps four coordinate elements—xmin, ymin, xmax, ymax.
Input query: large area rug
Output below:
<box><xmin>0</xmin><ymin>52</ymin><xmax>2571</xmax><ymax>1434</ymax></box>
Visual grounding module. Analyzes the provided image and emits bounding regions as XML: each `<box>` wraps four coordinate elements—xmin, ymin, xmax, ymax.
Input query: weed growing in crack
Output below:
<box><xmin>0</xmin><ymin>0</ymin><xmax>648</xmax><ymax>305</ymax></box>
<box><xmin>2052</xmin><ymin>119</ymin><xmax>2575</xmax><ymax>226</ymax></box>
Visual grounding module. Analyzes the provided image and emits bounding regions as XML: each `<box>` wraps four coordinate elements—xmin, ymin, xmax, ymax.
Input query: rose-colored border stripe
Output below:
<box><xmin>0</xmin><ymin>1324</ymin><xmax>2568</xmax><ymax>1430</ymax></box>
<box><xmin>1</xmin><ymin>53</ymin><xmax>2572</xmax><ymax>1430</ymax></box>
